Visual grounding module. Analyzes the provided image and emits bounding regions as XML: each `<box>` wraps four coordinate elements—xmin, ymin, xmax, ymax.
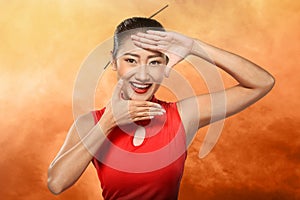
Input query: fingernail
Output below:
<box><xmin>162</xmin><ymin>109</ymin><xmax>166</xmax><ymax>113</ymax></box>
<box><xmin>150</xmin><ymin>116</ymin><xmax>154</xmax><ymax>119</ymax></box>
<box><xmin>155</xmin><ymin>104</ymin><xmax>162</xmax><ymax>108</ymax></box>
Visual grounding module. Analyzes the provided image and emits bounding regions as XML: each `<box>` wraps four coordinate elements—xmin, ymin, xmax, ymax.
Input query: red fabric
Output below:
<box><xmin>91</xmin><ymin>98</ymin><xmax>187</xmax><ymax>200</ymax></box>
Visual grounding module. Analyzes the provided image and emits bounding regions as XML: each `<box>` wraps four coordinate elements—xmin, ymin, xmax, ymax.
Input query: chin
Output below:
<box><xmin>130</xmin><ymin>94</ymin><xmax>154</xmax><ymax>101</ymax></box>
<box><xmin>127</xmin><ymin>89</ymin><xmax>155</xmax><ymax>101</ymax></box>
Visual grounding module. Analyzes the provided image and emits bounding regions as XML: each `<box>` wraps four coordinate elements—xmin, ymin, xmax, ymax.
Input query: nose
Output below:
<box><xmin>135</xmin><ymin>65</ymin><xmax>150</xmax><ymax>82</ymax></box>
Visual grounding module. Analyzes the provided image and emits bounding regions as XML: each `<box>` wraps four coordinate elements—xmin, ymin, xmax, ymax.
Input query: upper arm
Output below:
<box><xmin>52</xmin><ymin>112</ymin><xmax>96</xmax><ymax>162</ymax></box>
<box><xmin>177</xmin><ymin>84</ymin><xmax>272</xmax><ymax>136</ymax></box>
<box><xmin>48</xmin><ymin>112</ymin><xmax>97</xmax><ymax>194</ymax></box>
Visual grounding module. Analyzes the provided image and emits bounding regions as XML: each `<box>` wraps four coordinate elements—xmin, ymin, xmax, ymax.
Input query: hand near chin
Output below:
<box><xmin>104</xmin><ymin>79</ymin><xmax>166</xmax><ymax>127</ymax></box>
<box><xmin>131</xmin><ymin>30</ymin><xmax>194</xmax><ymax>77</ymax></box>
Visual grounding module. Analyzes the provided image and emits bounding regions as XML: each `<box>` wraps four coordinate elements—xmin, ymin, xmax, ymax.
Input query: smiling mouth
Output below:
<box><xmin>130</xmin><ymin>82</ymin><xmax>152</xmax><ymax>94</ymax></box>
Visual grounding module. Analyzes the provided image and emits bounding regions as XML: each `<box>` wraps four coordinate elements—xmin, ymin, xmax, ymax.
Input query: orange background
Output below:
<box><xmin>0</xmin><ymin>0</ymin><xmax>299</xmax><ymax>199</ymax></box>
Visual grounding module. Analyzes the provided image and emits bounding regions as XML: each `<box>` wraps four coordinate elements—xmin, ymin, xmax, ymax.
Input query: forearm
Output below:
<box><xmin>48</xmin><ymin>140</ymin><xmax>95</xmax><ymax>194</ymax></box>
<box><xmin>191</xmin><ymin>39</ymin><xmax>275</xmax><ymax>89</ymax></box>
<box><xmin>48</xmin><ymin>113</ymin><xmax>114</xmax><ymax>194</ymax></box>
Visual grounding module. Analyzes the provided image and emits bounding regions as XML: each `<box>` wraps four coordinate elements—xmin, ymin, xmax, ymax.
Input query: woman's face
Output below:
<box><xmin>112</xmin><ymin>35</ymin><xmax>167</xmax><ymax>101</ymax></box>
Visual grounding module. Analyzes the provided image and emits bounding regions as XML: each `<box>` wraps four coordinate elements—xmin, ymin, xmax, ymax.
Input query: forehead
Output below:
<box><xmin>117</xmin><ymin>36</ymin><xmax>164</xmax><ymax>59</ymax></box>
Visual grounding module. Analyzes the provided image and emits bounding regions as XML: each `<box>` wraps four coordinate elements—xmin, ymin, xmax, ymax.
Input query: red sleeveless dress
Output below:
<box><xmin>91</xmin><ymin>97</ymin><xmax>187</xmax><ymax>200</ymax></box>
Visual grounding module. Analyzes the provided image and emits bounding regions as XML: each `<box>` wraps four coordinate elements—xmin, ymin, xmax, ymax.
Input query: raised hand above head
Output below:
<box><xmin>131</xmin><ymin>30</ymin><xmax>194</xmax><ymax>77</ymax></box>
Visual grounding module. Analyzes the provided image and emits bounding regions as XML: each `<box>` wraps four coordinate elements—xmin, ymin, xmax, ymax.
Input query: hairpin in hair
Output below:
<box><xmin>149</xmin><ymin>4</ymin><xmax>169</xmax><ymax>19</ymax></box>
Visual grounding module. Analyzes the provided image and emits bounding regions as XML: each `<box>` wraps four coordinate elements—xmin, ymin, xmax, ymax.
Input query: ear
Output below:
<box><xmin>111</xmin><ymin>51</ymin><xmax>117</xmax><ymax>71</ymax></box>
<box><xmin>111</xmin><ymin>59</ymin><xmax>117</xmax><ymax>71</ymax></box>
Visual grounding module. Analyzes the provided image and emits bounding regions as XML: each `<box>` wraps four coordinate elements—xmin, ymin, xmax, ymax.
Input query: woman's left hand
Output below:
<box><xmin>131</xmin><ymin>30</ymin><xmax>194</xmax><ymax>77</ymax></box>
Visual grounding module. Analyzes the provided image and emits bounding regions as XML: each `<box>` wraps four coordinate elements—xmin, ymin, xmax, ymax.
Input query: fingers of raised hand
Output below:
<box><xmin>130</xmin><ymin>110</ymin><xmax>165</xmax><ymax>121</ymax></box>
<box><xmin>135</xmin><ymin>32</ymin><xmax>163</xmax><ymax>41</ymax></box>
<box><xmin>146</xmin><ymin>30</ymin><xmax>168</xmax><ymax>37</ymax></box>
<box><xmin>132</xmin><ymin>40</ymin><xmax>160</xmax><ymax>51</ymax></box>
<box><xmin>131</xmin><ymin>31</ymin><xmax>170</xmax><ymax>51</ymax></box>
<box><xmin>136</xmin><ymin>107</ymin><xmax>165</xmax><ymax>116</ymax></box>
<box><xmin>130</xmin><ymin>101</ymin><xmax>162</xmax><ymax>109</ymax></box>
<box><xmin>131</xmin><ymin>34</ymin><xmax>157</xmax><ymax>45</ymax></box>
<box><xmin>129</xmin><ymin>101</ymin><xmax>166</xmax><ymax>120</ymax></box>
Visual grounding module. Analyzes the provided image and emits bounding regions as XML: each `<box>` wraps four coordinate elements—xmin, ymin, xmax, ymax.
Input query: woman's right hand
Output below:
<box><xmin>102</xmin><ymin>79</ymin><xmax>166</xmax><ymax>128</ymax></box>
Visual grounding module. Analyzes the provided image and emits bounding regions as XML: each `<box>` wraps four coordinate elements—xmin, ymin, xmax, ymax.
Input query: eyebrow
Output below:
<box><xmin>123</xmin><ymin>52</ymin><xmax>165</xmax><ymax>59</ymax></box>
<box><xmin>123</xmin><ymin>53</ymin><xmax>140</xmax><ymax>58</ymax></box>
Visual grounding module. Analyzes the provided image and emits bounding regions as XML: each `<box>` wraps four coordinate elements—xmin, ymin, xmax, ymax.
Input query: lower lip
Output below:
<box><xmin>131</xmin><ymin>84</ymin><xmax>151</xmax><ymax>94</ymax></box>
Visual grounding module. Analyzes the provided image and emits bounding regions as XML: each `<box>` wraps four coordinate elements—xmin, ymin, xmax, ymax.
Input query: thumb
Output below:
<box><xmin>112</xmin><ymin>79</ymin><xmax>124</xmax><ymax>101</ymax></box>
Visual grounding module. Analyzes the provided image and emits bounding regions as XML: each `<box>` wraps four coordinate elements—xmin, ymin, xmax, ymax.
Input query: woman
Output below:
<box><xmin>48</xmin><ymin>17</ymin><xmax>275</xmax><ymax>199</ymax></box>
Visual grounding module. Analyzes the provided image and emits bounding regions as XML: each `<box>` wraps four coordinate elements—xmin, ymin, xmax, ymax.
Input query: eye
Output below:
<box><xmin>125</xmin><ymin>58</ymin><xmax>137</xmax><ymax>64</ymax></box>
<box><xmin>149</xmin><ymin>60</ymin><xmax>161</xmax><ymax>66</ymax></box>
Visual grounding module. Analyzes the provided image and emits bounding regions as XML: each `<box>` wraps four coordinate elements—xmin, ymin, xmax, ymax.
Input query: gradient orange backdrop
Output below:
<box><xmin>0</xmin><ymin>0</ymin><xmax>299</xmax><ymax>199</ymax></box>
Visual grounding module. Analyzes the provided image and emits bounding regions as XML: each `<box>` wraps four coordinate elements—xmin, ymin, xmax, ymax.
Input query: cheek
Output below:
<box><xmin>116</xmin><ymin>61</ymin><xmax>131</xmax><ymax>77</ymax></box>
<box><xmin>117</xmin><ymin>67</ymin><xmax>125</xmax><ymax>77</ymax></box>
<box><xmin>149</xmin><ymin>67</ymin><xmax>164</xmax><ymax>82</ymax></box>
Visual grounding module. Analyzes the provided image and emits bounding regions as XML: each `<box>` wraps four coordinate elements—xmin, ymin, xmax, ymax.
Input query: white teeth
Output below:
<box><xmin>131</xmin><ymin>82</ymin><xmax>150</xmax><ymax>89</ymax></box>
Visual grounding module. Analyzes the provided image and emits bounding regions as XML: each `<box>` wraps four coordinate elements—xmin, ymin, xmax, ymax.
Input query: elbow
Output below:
<box><xmin>258</xmin><ymin>74</ymin><xmax>275</xmax><ymax>93</ymax></box>
<box><xmin>251</xmin><ymin>75</ymin><xmax>275</xmax><ymax>97</ymax></box>
<box><xmin>47</xmin><ymin>168</ymin><xmax>65</xmax><ymax>195</ymax></box>
<box><xmin>264</xmin><ymin>74</ymin><xmax>276</xmax><ymax>91</ymax></box>
<box><xmin>48</xmin><ymin>179</ymin><xmax>63</xmax><ymax>195</ymax></box>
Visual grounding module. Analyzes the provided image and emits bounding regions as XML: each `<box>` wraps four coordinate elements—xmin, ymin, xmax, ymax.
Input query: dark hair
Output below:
<box><xmin>112</xmin><ymin>17</ymin><xmax>165</xmax><ymax>58</ymax></box>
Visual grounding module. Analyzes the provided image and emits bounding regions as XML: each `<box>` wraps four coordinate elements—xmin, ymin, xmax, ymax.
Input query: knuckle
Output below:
<box><xmin>128</xmin><ymin>111</ymin><xmax>134</xmax><ymax>118</ymax></box>
<box><xmin>142</xmin><ymin>112</ymin><xmax>149</xmax><ymax>117</ymax></box>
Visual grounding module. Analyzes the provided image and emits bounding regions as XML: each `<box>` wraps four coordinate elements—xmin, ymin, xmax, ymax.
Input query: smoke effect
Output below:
<box><xmin>0</xmin><ymin>0</ymin><xmax>299</xmax><ymax>199</ymax></box>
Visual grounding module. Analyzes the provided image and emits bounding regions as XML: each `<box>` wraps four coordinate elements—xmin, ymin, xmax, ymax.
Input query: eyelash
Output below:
<box><xmin>125</xmin><ymin>58</ymin><xmax>136</xmax><ymax>64</ymax></box>
<box><xmin>124</xmin><ymin>58</ymin><xmax>162</xmax><ymax>65</ymax></box>
<box><xmin>149</xmin><ymin>60</ymin><xmax>161</xmax><ymax>65</ymax></box>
